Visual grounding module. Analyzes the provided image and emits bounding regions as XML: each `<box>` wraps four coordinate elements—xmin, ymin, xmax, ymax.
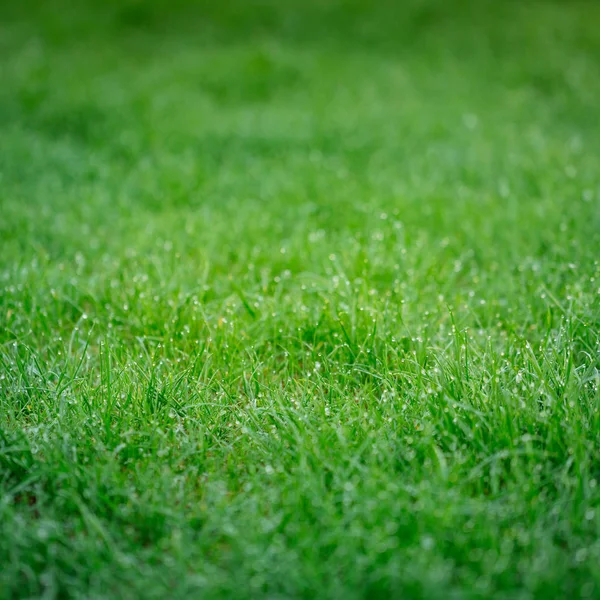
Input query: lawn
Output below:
<box><xmin>1</xmin><ymin>1</ymin><xmax>600</xmax><ymax>598</ymax></box>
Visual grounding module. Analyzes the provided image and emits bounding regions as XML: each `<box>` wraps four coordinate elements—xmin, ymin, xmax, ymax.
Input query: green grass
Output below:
<box><xmin>1</xmin><ymin>0</ymin><xmax>600</xmax><ymax>598</ymax></box>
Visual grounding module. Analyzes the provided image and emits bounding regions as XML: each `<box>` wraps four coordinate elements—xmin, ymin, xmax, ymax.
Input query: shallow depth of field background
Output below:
<box><xmin>1</xmin><ymin>1</ymin><xmax>600</xmax><ymax>599</ymax></box>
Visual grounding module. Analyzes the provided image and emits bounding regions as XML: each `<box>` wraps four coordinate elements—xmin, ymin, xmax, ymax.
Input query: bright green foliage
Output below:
<box><xmin>1</xmin><ymin>1</ymin><xmax>600</xmax><ymax>598</ymax></box>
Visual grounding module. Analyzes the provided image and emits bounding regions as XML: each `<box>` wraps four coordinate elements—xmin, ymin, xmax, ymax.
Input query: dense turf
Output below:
<box><xmin>1</xmin><ymin>1</ymin><xmax>600</xmax><ymax>598</ymax></box>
